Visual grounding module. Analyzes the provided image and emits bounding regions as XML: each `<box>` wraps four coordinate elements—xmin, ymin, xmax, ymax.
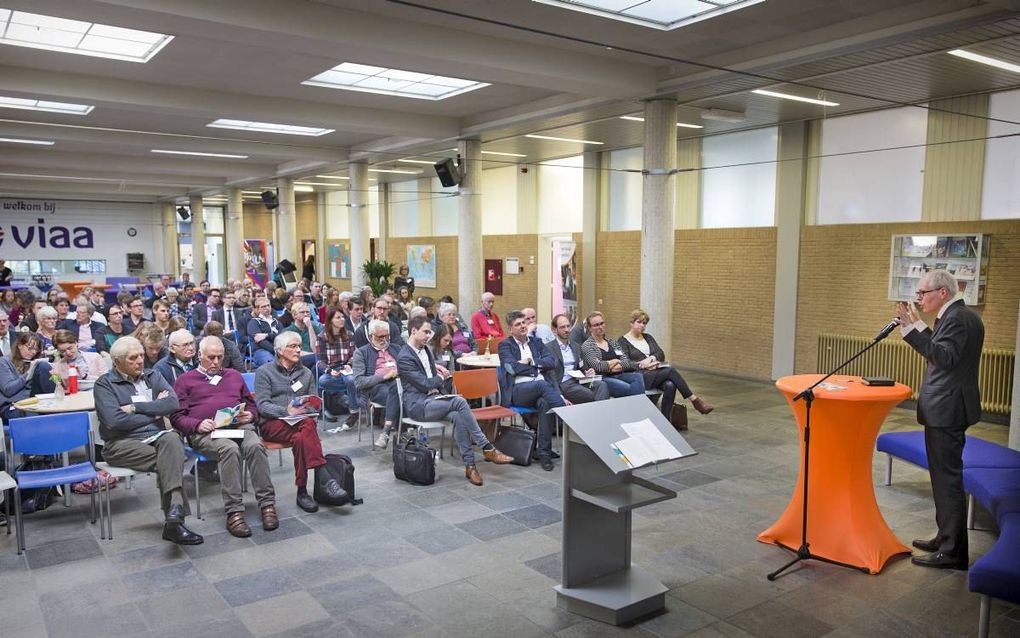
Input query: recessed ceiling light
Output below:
<box><xmin>481</xmin><ymin>150</ymin><xmax>528</xmax><ymax>157</ymax></box>
<box><xmin>207</xmin><ymin>119</ymin><xmax>335</xmax><ymax>137</ymax></box>
<box><xmin>0</xmin><ymin>8</ymin><xmax>173</xmax><ymax>63</ymax></box>
<box><xmin>398</xmin><ymin>159</ymin><xmax>437</xmax><ymax>165</ymax></box>
<box><xmin>532</xmin><ymin>0</ymin><xmax>765</xmax><ymax>31</ymax></box>
<box><xmin>525</xmin><ymin>133</ymin><xmax>604</xmax><ymax>145</ymax></box>
<box><xmin>751</xmin><ymin>89</ymin><xmax>839</xmax><ymax>107</ymax></box>
<box><xmin>302</xmin><ymin>62</ymin><xmax>489</xmax><ymax>101</ymax></box>
<box><xmin>947</xmin><ymin>49</ymin><xmax>1020</xmax><ymax>74</ymax></box>
<box><xmin>295</xmin><ymin>181</ymin><xmax>350</xmax><ymax>187</ymax></box>
<box><xmin>314</xmin><ymin>175</ymin><xmax>349</xmax><ymax>180</ymax></box>
<box><xmin>619</xmin><ymin>115</ymin><xmax>703</xmax><ymax>129</ymax></box>
<box><xmin>0</xmin><ymin>137</ymin><xmax>54</xmax><ymax>145</ymax></box>
<box><xmin>0</xmin><ymin>95</ymin><xmax>94</xmax><ymax>115</ymax></box>
<box><xmin>369</xmin><ymin>168</ymin><xmax>421</xmax><ymax>174</ymax></box>
<box><xmin>151</xmin><ymin>149</ymin><xmax>248</xmax><ymax>159</ymax></box>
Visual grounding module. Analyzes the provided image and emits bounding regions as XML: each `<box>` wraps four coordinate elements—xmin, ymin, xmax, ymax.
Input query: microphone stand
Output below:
<box><xmin>767</xmin><ymin>325</ymin><xmax>896</xmax><ymax>581</ymax></box>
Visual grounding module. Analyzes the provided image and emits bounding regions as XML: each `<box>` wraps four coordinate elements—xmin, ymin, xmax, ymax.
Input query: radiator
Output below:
<box><xmin>816</xmin><ymin>334</ymin><xmax>1014</xmax><ymax>416</ymax></box>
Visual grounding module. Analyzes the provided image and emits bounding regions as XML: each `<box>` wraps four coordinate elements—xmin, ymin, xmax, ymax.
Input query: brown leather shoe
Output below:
<box><xmin>226</xmin><ymin>511</ymin><xmax>251</xmax><ymax>538</ymax></box>
<box><xmin>260</xmin><ymin>505</ymin><xmax>279</xmax><ymax>531</ymax></box>
<box><xmin>691</xmin><ymin>396</ymin><xmax>714</xmax><ymax>415</ymax></box>
<box><xmin>465</xmin><ymin>465</ymin><xmax>483</xmax><ymax>486</ymax></box>
<box><xmin>483</xmin><ymin>448</ymin><xmax>514</xmax><ymax>464</ymax></box>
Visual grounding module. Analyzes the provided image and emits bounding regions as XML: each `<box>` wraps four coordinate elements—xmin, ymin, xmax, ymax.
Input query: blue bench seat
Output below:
<box><xmin>876</xmin><ymin>431</ymin><xmax>1020</xmax><ymax>485</ymax></box>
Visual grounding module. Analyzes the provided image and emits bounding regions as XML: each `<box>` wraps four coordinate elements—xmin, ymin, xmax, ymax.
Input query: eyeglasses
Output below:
<box><xmin>372</xmin><ymin>333</ymin><xmax>390</xmax><ymax>340</ymax></box>
<box><xmin>283</xmin><ymin>344</ymin><xmax>301</xmax><ymax>350</ymax></box>
<box><xmin>589</xmin><ymin>321</ymin><xmax>605</xmax><ymax>328</ymax></box>
<box><xmin>915</xmin><ymin>288</ymin><xmax>941</xmax><ymax>298</ymax></box>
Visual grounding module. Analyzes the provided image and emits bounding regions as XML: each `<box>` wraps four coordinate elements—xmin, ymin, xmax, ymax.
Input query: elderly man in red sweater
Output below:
<box><xmin>171</xmin><ymin>336</ymin><xmax>277</xmax><ymax>538</ymax></box>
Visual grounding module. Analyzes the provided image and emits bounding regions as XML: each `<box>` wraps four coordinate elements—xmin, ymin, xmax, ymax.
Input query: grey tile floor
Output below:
<box><xmin>1</xmin><ymin>371</ymin><xmax>1018</xmax><ymax>637</ymax></box>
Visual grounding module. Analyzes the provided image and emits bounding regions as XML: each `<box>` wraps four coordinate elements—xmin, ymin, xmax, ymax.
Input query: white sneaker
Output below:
<box><xmin>375</xmin><ymin>431</ymin><xmax>391</xmax><ymax>448</ymax></box>
<box><xmin>339</xmin><ymin>423</ymin><xmax>351</xmax><ymax>432</ymax></box>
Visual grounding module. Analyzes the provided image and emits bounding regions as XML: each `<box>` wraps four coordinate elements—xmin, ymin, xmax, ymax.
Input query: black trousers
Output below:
<box><xmin>643</xmin><ymin>367</ymin><xmax>693</xmax><ymax>418</ymax></box>
<box><xmin>924</xmin><ymin>424</ymin><xmax>968</xmax><ymax>557</ymax></box>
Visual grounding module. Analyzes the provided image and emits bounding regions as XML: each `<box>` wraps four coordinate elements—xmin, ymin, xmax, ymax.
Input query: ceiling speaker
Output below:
<box><xmin>433</xmin><ymin>157</ymin><xmax>462</xmax><ymax>188</ymax></box>
<box><xmin>261</xmin><ymin>190</ymin><xmax>279</xmax><ymax>210</ymax></box>
<box><xmin>176</xmin><ymin>206</ymin><xmax>191</xmax><ymax>221</ymax></box>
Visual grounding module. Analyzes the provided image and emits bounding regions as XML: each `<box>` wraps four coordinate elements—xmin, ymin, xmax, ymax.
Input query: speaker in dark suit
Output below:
<box><xmin>897</xmin><ymin>270</ymin><xmax>984</xmax><ymax>569</ymax></box>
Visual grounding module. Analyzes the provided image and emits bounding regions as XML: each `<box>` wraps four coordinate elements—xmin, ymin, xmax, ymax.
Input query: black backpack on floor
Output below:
<box><xmin>314</xmin><ymin>454</ymin><xmax>363</xmax><ymax>506</ymax></box>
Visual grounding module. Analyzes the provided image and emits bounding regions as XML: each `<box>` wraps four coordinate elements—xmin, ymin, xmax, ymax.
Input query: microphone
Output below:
<box><xmin>873</xmin><ymin>319</ymin><xmax>899</xmax><ymax>342</ymax></box>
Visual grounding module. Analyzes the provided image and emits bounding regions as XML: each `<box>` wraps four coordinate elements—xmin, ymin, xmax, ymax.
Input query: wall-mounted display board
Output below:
<box><xmin>888</xmin><ymin>234</ymin><xmax>988</xmax><ymax>306</ymax></box>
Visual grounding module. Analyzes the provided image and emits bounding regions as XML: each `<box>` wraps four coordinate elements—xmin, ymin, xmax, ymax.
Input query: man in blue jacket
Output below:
<box><xmin>498</xmin><ymin>310</ymin><xmax>565</xmax><ymax>471</ymax></box>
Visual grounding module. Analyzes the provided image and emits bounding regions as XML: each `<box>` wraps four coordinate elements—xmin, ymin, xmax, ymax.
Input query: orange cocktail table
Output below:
<box><xmin>758</xmin><ymin>374</ymin><xmax>912</xmax><ymax>574</ymax></box>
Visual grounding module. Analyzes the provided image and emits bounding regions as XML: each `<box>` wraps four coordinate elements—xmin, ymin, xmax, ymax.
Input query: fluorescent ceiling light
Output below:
<box><xmin>619</xmin><ymin>115</ymin><xmax>703</xmax><ymax>129</ymax></box>
<box><xmin>151</xmin><ymin>149</ymin><xmax>248</xmax><ymax>159</ymax></box>
<box><xmin>302</xmin><ymin>62</ymin><xmax>489</xmax><ymax>100</ymax></box>
<box><xmin>525</xmin><ymin>133</ymin><xmax>604</xmax><ymax>145</ymax></box>
<box><xmin>948</xmin><ymin>49</ymin><xmax>1020</xmax><ymax>74</ymax></box>
<box><xmin>314</xmin><ymin>175</ymin><xmax>349</xmax><ymax>180</ymax></box>
<box><xmin>369</xmin><ymin>168</ymin><xmax>421</xmax><ymax>174</ymax></box>
<box><xmin>398</xmin><ymin>159</ymin><xmax>437</xmax><ymax>165</ymax></box>
<box><xmin>0</xmin><ymin>95</ymin><xmax>94</xmax><ymax>115</ymax></box>
<box><xmin>751</xmin><ymin>88</ymin><xmax>839</xmax><ymax>106</ymax></box>
<box><xmin>481</xmin><ymin>150</ymin><xmax>527</xmax><ymax>157</ymax></box>
<box><xmin>0</xmin><ymin>8</ymin><xmax>173</xmax><ymax>63</ymax></box>
<box><xmin>295</xmin><ymin>181</ymin><xmax>350</xmax><ymax>187</ymax></box>
<box><xmin>532</xmin><ymin>0</ymin><xmax>765</xmax><ymax>31</ymax></box>
<box><xmin>207</xmin><ymin>119</ymin><xmax>335</xmax><ymax>137</ymax></box>
<box><xmin>0</xmin><ymin>136</ymin><xmax>54</xmax><ymax>145</ymax></box>
<box><xmin>294</xmin><ymin>185</ymin><xmax>314</xmax><ymax>193</ymax></box>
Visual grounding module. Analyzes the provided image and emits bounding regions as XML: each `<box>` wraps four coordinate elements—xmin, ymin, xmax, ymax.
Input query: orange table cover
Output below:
<box><xmin>758</xmin><ymin>374</ymin><xmax>912</xmax><ymax>574</ymax></box>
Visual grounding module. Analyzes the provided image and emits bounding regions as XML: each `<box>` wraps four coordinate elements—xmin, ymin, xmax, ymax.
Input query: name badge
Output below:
<box><xmin>441</xmin><ymin>355</ymin><xmax>450</xmax><ymax>362</ymax></box>
<box><xmin>208</xmin><ymin>375</ymin><xmax>221</xmax><ymax>386</ymax></box>
<box><xmin>487</xmin><ymin>319</ymin><xmax>495</xmax><ymax>325</ymax></box>
<box><xmin>614</xmin><ymin>349</ymin><xmax>624</xmax><ymax>356</ymax></box>
<box><xmin>385</xmin><ymin>361</ymin><xmax>396</xmax><ymax>368</ymax></box>
<box><xmin>130</xmin><ymin>394</ymin><xmax>148</xmax><ymax>404</ymax></box>
<box><xmin>291</xmin><ymin>381</ymin><xmax>303</xmax><ymax>392</ymax></box>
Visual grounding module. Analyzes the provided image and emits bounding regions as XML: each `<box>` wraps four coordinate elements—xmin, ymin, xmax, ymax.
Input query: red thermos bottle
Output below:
<box><xmin>68</xmin><ymin>364</ymin><xmax>79</xmax><ymax>395</ymax></box>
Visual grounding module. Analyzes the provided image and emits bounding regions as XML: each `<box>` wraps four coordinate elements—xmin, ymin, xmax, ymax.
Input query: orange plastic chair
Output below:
<box><xmin>452</xmin><ymin>368</ymin><xmax>516</xmax><ymax>422</ymax></box>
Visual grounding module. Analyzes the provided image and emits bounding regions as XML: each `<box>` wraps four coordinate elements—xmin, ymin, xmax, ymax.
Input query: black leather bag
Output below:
<box><xmin>314</xmin><ymin>454</ymin><xmax>363</xmax><ymax>506</ymax></box>
<box><xmin>393</xmin><ymin>436</ymin><xmax>437</xmax><ymax>486</ymax></box>
<box><xmin>493</xmin><ymin>425</ymin><xmax>536</xmax><ymax>467</ymax></box>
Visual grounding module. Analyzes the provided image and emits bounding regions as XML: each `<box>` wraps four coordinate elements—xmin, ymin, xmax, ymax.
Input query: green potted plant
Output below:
<box><xmin>362</xmin><ymin>259</ymin><xmax>396</xmax><ymax>296</ymax></box>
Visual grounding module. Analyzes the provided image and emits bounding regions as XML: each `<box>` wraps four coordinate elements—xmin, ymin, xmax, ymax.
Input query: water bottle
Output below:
<box><xmin>67</xmin><ymin>364</ymin><xmax>79</xmax><ymax>395</ymax></box>
<box><xmin>418</xmin><ymin>429</ymin><xmax>429</xmax><ymax>446</ymax></box>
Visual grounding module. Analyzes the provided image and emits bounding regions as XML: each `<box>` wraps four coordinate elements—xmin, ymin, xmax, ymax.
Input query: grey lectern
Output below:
<box><xmin>552</xmin><ymin>394</ymin><xmax>697</xmax><ymax>625</ymax></box>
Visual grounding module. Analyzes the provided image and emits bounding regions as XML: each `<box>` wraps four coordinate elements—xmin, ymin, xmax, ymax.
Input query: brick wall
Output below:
<box><xmin>595</xmin><ymin>231</ymin><xmax>642</xmax><ymax>339</ymax></box>
<box><xmin>295</xmin><ymin>196</ymin><xmax>317</xmax><ymax>259</ymax></box>
<box><xmin>385</xmin><ymin>236</ymin><xmax>459</xmax><ymax>302</ymax></box>
<box><xmin>482</xmin><ymin>234</ymin><xmax>538</xmax><ymax>319</ymax></box>
<box><xmin>796</xmin><ymin>219</ymin><xmax>1020</xmax><ymax>373</ymax></box>
<box><xmin>243</xmin><ymin>203</ymin><xmax>273</xmax><ymax>243</ymax></box>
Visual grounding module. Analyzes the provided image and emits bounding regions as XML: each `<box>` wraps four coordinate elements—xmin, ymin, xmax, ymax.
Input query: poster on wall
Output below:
<box><xmin>327</xmin><ymin>242</ymin><xmax>351</xmax><ymax>279</ymax></box>
<box><xmin>301</xmin><ymin>240</ymin><xmax>316</xmax><ymax>279</ymax></box>
<box><xmin>243</xmin><ymin>239</ymin><xmax>270</xmax><ymax>288</ymax></box>
<box><xmin>552</xmin><ymin>239</ymin><xmax>578</xmax><ymax>326</ymax></box>
<box><xmin>484</xmin><ymin>258</ymin><xmax>503</xmax><ymax>297</ymax></box>
<box><xmin>406</xmin><ymin>244</ymin><xmax>437</xmax><ymax>288</ymax></box>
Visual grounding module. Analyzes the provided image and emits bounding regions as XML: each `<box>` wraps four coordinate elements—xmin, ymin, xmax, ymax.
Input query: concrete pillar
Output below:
<box><xmin>161</xmin><ymin>202</ymin><xmax>180</xmax><ymax>276</ymax></box>
<box><xmin>377</xmin><ymin>183</ymin><xmax>389</xmax><ymax>262</ymax></box>
<box><xmin>349</xmin><ymin>161</ymin><xmax>370</xmax><ymax>291</ymax></box>
<box><xmin>581</xmin><ymin>152</ymin><xmax>600</xmax><ymax>319</ymax></box>
<box><xmin>458</xmin><ymin>139</ymin><xmax>483</xmax><ymax>316</ymax></box>
<box><xmin>225</xmin><ymin>188</ymin><xmax>244</xmax><ymax>282</ymax></box>
<box><xmin>772</xmin><ymin>122</ymin><xmax>807</xmax><ymax>379</ymax></box>
<box><xmin>189</xmin><ymin>194</ymin><xmax>205</xmax><ymax>282</ymax></box>
<box><xmin>1011</xmin><ymin>299</ymin><xmax>1020</xmax><ymax>450</ymax></box>
<box><xmin>316</xmin><ymin>192</ymin><xmax>327</xmax><ymax>283</ymax></box>
<box><xmin>640</xmin><ymin>99</ymin><xmax>677</xmax><ymax>357</ymax></box>
<box><xmin>277</xmin><ymin>177</ymin><xmax>297</xmax><ymax>267</ymax></box>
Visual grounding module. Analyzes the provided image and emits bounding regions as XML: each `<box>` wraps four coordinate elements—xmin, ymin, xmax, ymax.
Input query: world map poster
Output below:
<box><xmin>406</xmin><ymin>244</ymin><xmax>436</xmax><ymax>288</ymax></box>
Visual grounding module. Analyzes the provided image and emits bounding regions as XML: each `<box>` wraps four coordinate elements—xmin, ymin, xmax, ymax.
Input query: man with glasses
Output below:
<box><xmin>153</xmin><ymin>329</ymin><xmax>199</xmax><ymax>385</ymax></box>
<box><xmin>283</xmin><ymin>301</ymin><xmax>319</xmax><ymax>370</ymax></box>
<box><xmin>351</xmin><ymin>319</ymin><xmax>403</xmax><ymax>449</ymax></box>
<box><xmin>895</xmin><ymin>269</ymin><xmax>984</xmax><ymax>570</ymax></box>
<box><xmin>122</xmin><ymin>297</ymin><xmax>146</xmax><ymax>334</ymax></box>
<box><xmin>247</xmin><ymin>296</ymin><xmax>282</xmax><ymax>368</ymax></box>
<box><xmin>545</xmin><ymin>313</ymin><xmax>611</xmax><ymax>405</ymax></box>
<box><xmin>354</xmin><ymin>297</ymin><xmax>403</xmax><ymax>348</ymax></box>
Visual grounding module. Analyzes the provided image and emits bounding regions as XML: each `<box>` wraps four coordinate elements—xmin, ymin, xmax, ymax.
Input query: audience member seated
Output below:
<box><xmin>317</xmin><ymin>307</ymin><xmax>358</xmax><ymax>428</ymax></box>
<box><xmin>171</xmin><ymin>337</ymin><xmax>277</xmax><ymax>538</ymax></box>
<box><xmin>498</xmin><ymin>310</ymin><xmax>567</xmax><ymax>472</ymax></box>
<box><xmin>283</xmin><ymin>301</ymin><xmax>319</xmax><ymax>369</ymax></box>
<box><xmin>0</xmin><ymin>309</ymin><xmax>12</xmax><ymax>358</ymax></box>
<box><xmin>153</xmin><ymin>329</ymin><xmax>198</xmax><ymax>386</ymax></box>
<box><xmin>16</xmin><ymin>293</ymin><xmax>41</xmax><ymax>332</ymax></box>
<box><xmin>50</xmin><ymin>329</ymin><xmax>109</xmax><ymax>383</ymax></box>
<box><xmin>522</xmin><ymin>307</ymin><xmax>556</xmax><ymax>344</ymax></box>
<box><xmin>137</xmin><ymin>324</ymin><xmax>167</xmax><ymax>370</ymax></box>
<box><xmin>204</xmin><ymin>321</ymin><xmax>245</xmax><ymax>372</ymax></box>
<box><xmin>428</xmin><ymin>323</ymin><xmax>460</xmax><ymax>375</ymax></box>
<box><xmin>619</xmin><ymin>308</ymin><xmax>714</xmax><ymax>417</ymax></box>
<box><xmin>191</xmin><ymin>289</ymin><xmax>220</xmax><ymax>335</ymax></box>
<box><xmin>470</xmin><ymin>291</ymin><xmax>505</xmax><ymax>340</ymax></box>
<box><xmin>94</xmin><ymin>336</ymin><xmax>202</xmax><ymax>545</ymax></box>
<box><xmin>344</xmin><ymin>298</ymin><xmax>367</xmax><ymax>336</ymax></box>
<box><xmin>122</xmin><ymin>296</ymin><xmax>147</xmax><ymax>333</ymax></box>
<box><xmin>399</xmin><ymin>316</ymin><xmax>513</xmax><ymax>485</ymax></box>
<box><xmin>54</xmin><ymin>296</ymin><xmax>71</xmax><ymax>324</ymax></box>
<box><xmin>435</xmin><ymin>302</ymin><xmax>476</xmax><ymax>356</ymax></box>
<box><xmin>99</xmin><ymin>305</ymin><xmax>129</xmax><ymax>351</ymax></box>
<box><xmin>247</xmin><ymin>296</ymin><xmax>282</xmax><ymax>368</ymax></box>
<box><xmin>35</xmin><ymin>305</ymin><xmax>59</xmax><ymax>348</ymax></box>
<box><xmin>255</xmin><ymin>332</ymin><xmax>346</xmax><ymax>512</ymax></box>
<box><xmin>544</xmin><ymin>313</ymin><xmax>611</xmax><ymax>405</ymax></box>
<box><xmin>1</xmin><ymin>333</ymin><xmax>54</xmax><ymax>422</ymax></box>
<box><xmin>212</xmin><ymin>289</ymin><xmax>248</xmax><ymax>344</ymax></box>
<box><xmin>568</xmin><ymin>320</ymin><xmax>588</xmax><ymax>350</ymax></box>
<box><xmin>354</xmin><ymin>297</ymin><xmax>404</xmax><ymax>348</ymax></box>
<box><xmin>580</xmin><ymin>311</ymin><xmax>645</xmax><ymax>397</ymax></box>
<box><xmin>0</xmin><ymin>290</ymin><xmax>18</xmax><ymax>326</ymax></box>
<box><xmin>61</xmin><ymin>302</ymin><xmax>106</xmax><ymax>352</ymax></box>
<box><xmin>352</xmin><ymin>319</ymin><xmax>403</xmax><ymax>449</ymax></box>
<box><xmin>151</xmin><ymin>299</ymin><xmax>172</xmax><ymax>335</ymax></box>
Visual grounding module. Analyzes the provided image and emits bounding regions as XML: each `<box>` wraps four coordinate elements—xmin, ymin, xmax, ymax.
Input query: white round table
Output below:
<box><xmin>456</xmin><ymin>354</ymin><xmax>500</xmax><ymax>368</ymax></box>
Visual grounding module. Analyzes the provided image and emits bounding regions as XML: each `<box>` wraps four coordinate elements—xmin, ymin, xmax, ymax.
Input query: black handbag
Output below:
<box><xmin>314</xmin><ymin>454</ymin><xmax>363</xmax><ymax>506</ymax></box>
<box><xmin>392</xmin><ymin>435</ymin><xmax>437</xmax><ymax>486</ymax></box>
<box><xmin>670</xmin><ymin>404</ymin><xmax>688</xmax><ymax>431</ymax></box>
<box><xmin>493</xmin><ymin>425</ymin><xmax>536</xmax><ymax>467</ymax></box>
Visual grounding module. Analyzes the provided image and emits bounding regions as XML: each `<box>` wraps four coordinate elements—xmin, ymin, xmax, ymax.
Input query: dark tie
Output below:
<box><xmin>227</xmin><ymin>310</ymin><xmax>234</xmax><ymax>331</ymax></box>
<box><xmin>934</xmin><ymin>317</ymin><xmax>940</xmax><ymax>331</ymax></box>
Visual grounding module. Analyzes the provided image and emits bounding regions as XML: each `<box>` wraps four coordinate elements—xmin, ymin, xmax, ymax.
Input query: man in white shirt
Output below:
<box><xmin>0</xmin><ymin>310</ymin><xmax>11</xmax><ymax>357</ymax></box>
<box><xmin>522</xmin><ymin>307</ymin><xmax>556</xmax><ymax>344</ymax></box>
<box><xmin>544</xmin><ymin>313</ymin><xmax>610</xmax><ymax>404</ymax></box>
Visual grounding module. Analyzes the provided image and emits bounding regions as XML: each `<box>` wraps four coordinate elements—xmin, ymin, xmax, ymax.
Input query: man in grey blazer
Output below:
<box><xmin>896</xmin><ymin>269</ymin><xmax>984</xmax><ymax>570</ymax></box>
<box><xmin>397</xmin><ymin>315</ymin><xmax>512</xmax><ymax>486</ymax></box>
<box><xmin>544</xmin><ymin>313</ymin><xmax>611</xmax><ymax>404</ymax></box>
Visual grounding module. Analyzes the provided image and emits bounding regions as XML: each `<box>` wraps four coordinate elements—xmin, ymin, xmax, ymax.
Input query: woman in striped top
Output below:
<box><xmin>317</xmin><ymin>307</ymin><xmax>358</xmax><ymax>426</ymax></box>
<box><xmin>579</xmin><ymin>311</ymin><xmax>645</xmax><ymax>398</ymax></box>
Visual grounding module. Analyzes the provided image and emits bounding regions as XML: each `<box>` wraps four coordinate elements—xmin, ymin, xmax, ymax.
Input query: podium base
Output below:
<box><xmin>555</xmin><ymin>564</ymin><xmax>667</xmax><ymax>625</ymax></box>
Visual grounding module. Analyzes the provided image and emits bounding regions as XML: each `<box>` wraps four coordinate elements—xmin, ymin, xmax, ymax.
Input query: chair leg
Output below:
<box><xmin>194</xmin><ymin>467</ymin><xmax>202</xmax><ymax>520</ymax></box>
<box><xmin>278</xmin><ymin>449</ymin><xmax>283</xmax><ymax>468</ymax></box>
<box><xmin>14</xmin><ymin>487</ymin><xmax>24</xmax><ymax>554</ymax></box>
<box><xmin>967</xmin><ymin>494</ymin><xmax>975</xmax><ymax>530</ymax></box>
<box><xmin>978</xmin><ymin>594</ymin><xmax>990</xmax><ymax>638</ymax></box>
<box><xmin>4</xmin><ymin>488</ymin><xmax>10</xmax><ymax>536</ymax></box>
<box><xmin>439</xmin><ymin>429</ymin><xmax>445</xmax><ymax>460</ymax></box>
<box><xmin>884</xmin><ymin>454</ymin><xmax>892</xmax><ymax>486</ymax></box>
<box><xmin>89</xmin><ymin>484</ymin><xmax>97</xmax><ymax>525</ymax></box>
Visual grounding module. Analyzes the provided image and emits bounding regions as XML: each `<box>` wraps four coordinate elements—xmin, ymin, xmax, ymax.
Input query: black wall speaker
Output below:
<box><xmin>176</xmin><ymin>206</ymin><xmax>191</xmax><ymax>221</ymax></box>
<box><xmin>261</xmin><ymin>190</ymin><xmax>279</xmax><ymax>210</ymax></box>
<box><xmin>433</xmin><ymin>157</ymin><xmax>461</xmax><ymax>188</ymax></box>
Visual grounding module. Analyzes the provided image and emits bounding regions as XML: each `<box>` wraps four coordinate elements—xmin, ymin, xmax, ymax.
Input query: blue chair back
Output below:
<box><xmin>9</xmin><ymin>412</ymin><xmax>92</xmax><ymax>456</ymax></box>
<box><xmin>242</xmin><ymin>372</ymin><xmax>256</xmax><ymax>392</ymax></box>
